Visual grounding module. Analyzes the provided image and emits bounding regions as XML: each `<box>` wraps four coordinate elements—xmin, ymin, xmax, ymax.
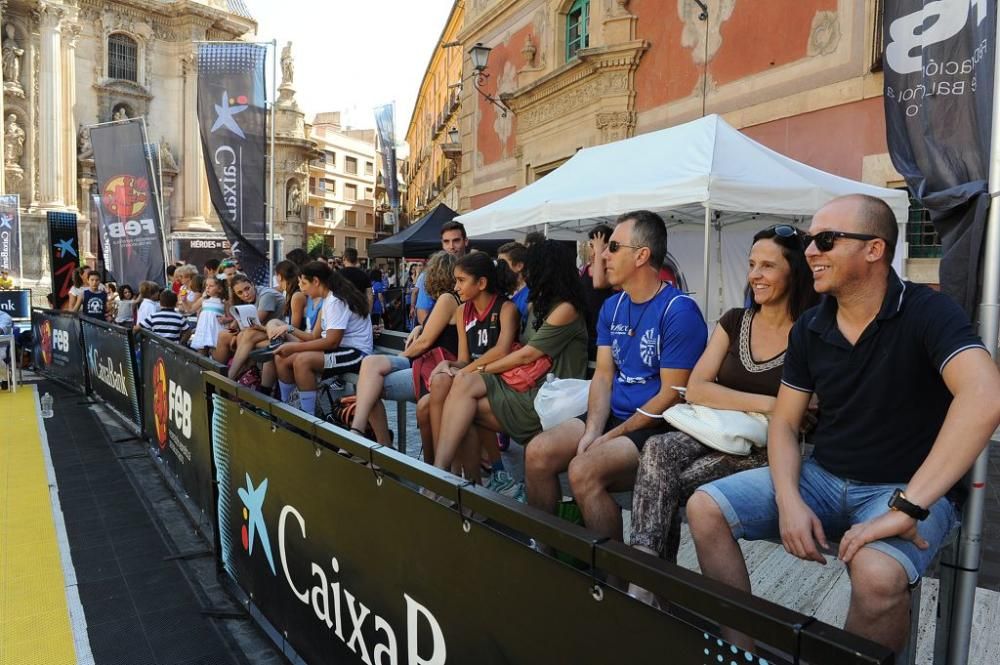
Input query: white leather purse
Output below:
<box><xmin>662</xmin><ymin>403</ymin><xmax>769</xmax><ymax>456</ymax></box>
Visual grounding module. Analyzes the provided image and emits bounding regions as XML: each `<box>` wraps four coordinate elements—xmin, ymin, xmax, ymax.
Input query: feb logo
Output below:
<box><xmin>102</xmin><ymin>174</ymin><xmax>149</xmax><ymax>219</ymax></box>
<box><xmin>39</xmin><ymin>320</ymin><xmax>52</xmax><ymax>366</ymax></box>
<box><xmin>152</xmin><ymin>358</ymin><xmax>170</xmax><ymax>448</ymax></box>
<box><xmin>152</xmin><ymin>358</ymin><xmax>192</xmax><ymax>450</ymax></box>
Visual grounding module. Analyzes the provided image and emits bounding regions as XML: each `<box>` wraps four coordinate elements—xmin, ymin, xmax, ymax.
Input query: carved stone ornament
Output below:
<box><xmin>77</xmin><ymin>124</ymin><xmax>93</xmax><ymax>160</ymax></box>
<box><xmin>4</xmin><ymin>113</ymin><xmax>24</xmax><ymax>168</ymax></box>
<box><xmin>521</xmin><ymin>34</ymin><xmax>536</xmax><ymax>67</ymax></box>
<box><xmin>1</xmin><ymin>23</ymin><xmax>24</xmax><ymax>97</ymax></box>
<box><xmin>596</xmin><ymin>111</ymin><xmax>637</xmax><ymax>142</ymax></box>
<box><xmin>286</xmin><ymin>180</ymin><xmax>302</xmax><ymax>218</ymax></box>
<box><xmin>159</xmin><ymin>139</ymin><xmax>178</xmax><ymax>172</ymax></box>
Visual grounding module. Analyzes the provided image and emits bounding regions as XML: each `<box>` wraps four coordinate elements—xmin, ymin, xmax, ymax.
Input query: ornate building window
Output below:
<box><xmin>108</xmin><ymin>33</ymin><xmax>138</xmax><ymax>82</ymax></box>
<box><xmin>566</xmin><ymin>0</ymin><xmax>590</xmax><ymax>61</ymax></box>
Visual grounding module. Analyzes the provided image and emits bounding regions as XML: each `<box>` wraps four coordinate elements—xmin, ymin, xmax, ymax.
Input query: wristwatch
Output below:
<box><xmin>888</xmin><ymin>489</ymin><xmax>930</xmax><ymax>521</ymax></box>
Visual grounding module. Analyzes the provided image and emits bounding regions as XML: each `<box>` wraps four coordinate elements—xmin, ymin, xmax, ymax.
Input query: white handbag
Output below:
<box><xmin>662</xmin><ymin>403</ymin><xmax>769</xmax><ymax>456</ymax></box>
<box><xmin>533</xmin><ymin>376</ymin><xmax>590</xmax><ymax>431</ymax></box>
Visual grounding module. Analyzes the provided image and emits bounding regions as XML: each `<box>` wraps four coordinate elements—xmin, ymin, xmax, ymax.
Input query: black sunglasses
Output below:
<box><xmin>801</xmin><ymin>230</ymin><xmax>881</xmax><ymax>253</ymax></box>
<box><xmin>608</xmin><ymin>240</ymin><xmax>645</xmax><ymax>253</ymax></box>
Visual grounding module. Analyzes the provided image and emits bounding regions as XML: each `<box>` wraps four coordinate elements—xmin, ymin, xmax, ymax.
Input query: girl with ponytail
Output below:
<box><xmin>419</xmin><ymin>251</ymin><xmax>520</xmax><ymax>470</ymax></box>
<box><xmin>273</xmin><ymin>261</ymin><xmax>373</xmax><ymax>416</ymax></box>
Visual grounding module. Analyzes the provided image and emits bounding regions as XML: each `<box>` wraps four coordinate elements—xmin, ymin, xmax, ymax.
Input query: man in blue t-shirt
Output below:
<box><xmin>525</xmin><ymin>210</ymin><xmax>707</xmax><ymax>545</ymax></box>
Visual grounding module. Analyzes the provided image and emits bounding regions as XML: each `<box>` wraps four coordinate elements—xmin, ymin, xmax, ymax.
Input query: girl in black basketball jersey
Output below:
<box><xmin>420</xmin><ymin>253</ymin><xmax>520</xmax><ymax>471</ymax></box>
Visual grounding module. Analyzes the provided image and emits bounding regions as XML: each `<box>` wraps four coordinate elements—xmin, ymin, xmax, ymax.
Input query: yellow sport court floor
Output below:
<box><xmin>0</xmin><ymin>385</ymin><xmax>89</xmax><ymax>665</ymax></box>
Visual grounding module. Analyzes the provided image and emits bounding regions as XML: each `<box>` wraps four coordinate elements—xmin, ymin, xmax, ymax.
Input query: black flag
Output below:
<box><xmin>0</xmin><ymin>194</ymin><xmax>21</xmax><ymax>283</ymax></box>
<box><xmin>90</xmin><ymin>119</ymin><xmax>168</xmax><ymax>288</ymax></box>
<box><xmin>883</xmin><ymin>0</ymin><xmax>995</xmax><ymax>314</ymax></box>
<box><xmin>197</xmin><ymin>43</ymin><xmax>270</xmax><ymax>286</ymax></box>
<box><xmin>47</xmin><ymin>211</ymin><xmax>79</xmax><ymax>308</ymax></box>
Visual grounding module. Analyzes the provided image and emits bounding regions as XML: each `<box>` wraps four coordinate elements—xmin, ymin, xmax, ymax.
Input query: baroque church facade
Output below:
<box><xmin>2</xmin><ymin>0</ymin><xmax>316</xmax><ymax>297</ymax></box>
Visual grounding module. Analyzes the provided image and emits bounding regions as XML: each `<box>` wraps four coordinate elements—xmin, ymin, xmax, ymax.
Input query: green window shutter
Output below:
<box><xmin>566</xmin><ymin>0</ymin><xmax>590</xmax><ymax>61</ymax></box>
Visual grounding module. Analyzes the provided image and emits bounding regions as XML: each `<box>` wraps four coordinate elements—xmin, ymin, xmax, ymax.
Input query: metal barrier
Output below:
<box><xmin>26</xmin><ymin>311</ymin><xmax>894</xmax><ymax>665</ymax></box>
<box><xmin>30</xmin><ymin>308</ymin><xmax>88</xmax><ymax>394</ymax></box>
<box><xmin>79</xmin><ymin>315</ymin><xmax>142</xmax><ymax>432</ymax></box>
<box><xmin>204</xmin><ymin>372</ymin><xmax>892</xmax><ymax>665</ymax></box>
<box><xmin>139</xmin><ymin>330</ymin><xmax>226</xmax><ymax>540</ymax></box>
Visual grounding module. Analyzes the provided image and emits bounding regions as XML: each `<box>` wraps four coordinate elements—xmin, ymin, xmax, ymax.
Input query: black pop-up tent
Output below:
<box><xmin>369</xmin><ymin>203</ymin><xmax>514</xmax><ymax>258</ymax></box>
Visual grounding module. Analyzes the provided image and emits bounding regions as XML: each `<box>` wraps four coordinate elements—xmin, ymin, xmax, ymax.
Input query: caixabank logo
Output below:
<box><xmin>87</xmin><ymin>346</ymin><xmax>129</xmax><ymax>397</ymax></box>
<box><xmin>151</xmin><ymin>358</ymin><xmax>192</xmax><ymax>451</ymax></box>
<box><xmin>236</xmin><ymin>473</ymin><xmax>447</xmax><ymax>664</ymax></box>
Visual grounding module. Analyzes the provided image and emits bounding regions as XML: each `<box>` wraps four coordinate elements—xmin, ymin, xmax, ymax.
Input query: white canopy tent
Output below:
<box><xmin>456</xmin><ymin>114</ymin><xmax>911</xmax><ymax>321</ymax></box>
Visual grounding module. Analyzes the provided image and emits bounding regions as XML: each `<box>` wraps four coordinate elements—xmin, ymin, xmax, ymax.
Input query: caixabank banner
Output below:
<box><xmin>209</xmin><ymin>394</ymin><xmax>714</xmax><ymax>665</ymax></box>
<box><xmin>141</xmin><ymin>332</ymin><xmax>220</xmax><ymax>533</ymax></box>
<box><xmin>31</xmin><ymin>308</ymin><xmax>86</xmax><ymax>392</ymax></box>
<box><xmin>80</xmin><ymin>318</ymin><xmax>141</xmax><ymax>431</ymax></box>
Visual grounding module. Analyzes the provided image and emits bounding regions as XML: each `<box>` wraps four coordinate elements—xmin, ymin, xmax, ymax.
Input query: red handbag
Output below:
<box><xmin>411</xmin><ymin>346</ymin><xmax>457</xmax><ymax>398</ymax></box>
<box><xmin>499</xmin><ymin>343</ymin><xmax>552</xmax><ymax>393</ymax></box>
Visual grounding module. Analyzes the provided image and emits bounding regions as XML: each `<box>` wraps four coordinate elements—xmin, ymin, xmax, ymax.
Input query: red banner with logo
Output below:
<box><xmin>90</xmin><ymin>119</ymin><xmax>168</xmax><ymax>288</ymax></box>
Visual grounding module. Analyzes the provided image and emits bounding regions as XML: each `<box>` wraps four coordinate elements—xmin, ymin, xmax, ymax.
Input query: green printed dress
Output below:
<box><xmin>482</xmin><ymin>309</ymin><xmax>588</xmax><ymax>443</ymax></box>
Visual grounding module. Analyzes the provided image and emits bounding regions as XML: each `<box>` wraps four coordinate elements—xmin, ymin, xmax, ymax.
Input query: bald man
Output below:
<box><xmin>686</xmin><ymin>194</ymin><xmax>1000</xmax><ymax>656</ymax></box>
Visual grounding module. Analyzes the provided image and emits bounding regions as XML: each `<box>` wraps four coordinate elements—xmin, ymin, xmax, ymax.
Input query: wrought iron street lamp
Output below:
<box><xmin>447</xmin><ymin>126</ymin><xmax>459</xmax><ymax>144</ymax></box>
<box><xmin>469</xmin><ymin>42</ymin><xmax>510</xmax><ymax>118</ymax></box>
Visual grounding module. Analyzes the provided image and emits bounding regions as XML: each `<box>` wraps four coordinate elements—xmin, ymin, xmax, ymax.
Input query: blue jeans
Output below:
<box><xmin>698</xmin><ymin>458</ymin><xmax>958</xmax><ymax>584</ymax></box>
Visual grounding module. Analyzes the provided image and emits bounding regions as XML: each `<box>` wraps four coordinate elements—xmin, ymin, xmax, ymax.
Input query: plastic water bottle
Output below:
<box><xmin>40</xmin><ymin>392</ymin><xmax>54</xmax><ymax>418</ymax></box>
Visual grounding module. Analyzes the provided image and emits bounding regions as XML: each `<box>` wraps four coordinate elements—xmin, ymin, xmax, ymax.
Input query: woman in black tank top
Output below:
<box><xmin>348</xmin><ymin>252</ymin><xmax>462</xmax><ymax>448</ymax></box>
<box><xmin>423</xmin><ymin>253</ymin><xmax>520</xmax><ymax>462</ymax></box>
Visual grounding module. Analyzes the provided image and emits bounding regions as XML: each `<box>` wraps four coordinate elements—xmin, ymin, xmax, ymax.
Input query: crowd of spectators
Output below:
<box><xmin>28</xmin><ymin>195</ymin><xmax>1000</xmax><ymax>659</ymax></box>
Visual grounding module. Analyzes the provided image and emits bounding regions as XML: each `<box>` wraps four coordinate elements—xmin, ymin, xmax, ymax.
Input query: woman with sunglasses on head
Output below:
<box><xmin>627</xmin><ymin>224</ymin><xmax>818</xmax><ymax>606</ymax></box>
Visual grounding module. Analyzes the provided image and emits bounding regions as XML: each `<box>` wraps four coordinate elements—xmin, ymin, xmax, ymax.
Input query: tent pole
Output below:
<box><xmin>947</xmin><ymin>12</ymin><xmax>1000</xmax><ymax>663</ymax></box>
<box><xmin>268</xmin><ymin>39</ymin><xmax>277</xmax><ymax>278</ymax></box>
<box><xmin>702</xmin><ymin>206</ymin><xmax>712</xmax><ymax>315</ymax></box>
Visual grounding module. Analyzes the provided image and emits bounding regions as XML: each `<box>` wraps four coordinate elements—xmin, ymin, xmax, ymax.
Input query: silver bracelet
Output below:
<box><xmin>636</xmin><ymin>408</ymin><xmax>664</xmax><ymax>419</ymax></box>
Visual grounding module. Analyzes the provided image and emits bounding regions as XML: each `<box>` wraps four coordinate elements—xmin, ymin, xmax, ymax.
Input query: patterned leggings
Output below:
<box><xmin>631</xmin><ymin>431</ymin><xmax>768</xmax><ymax>562</ymax></box>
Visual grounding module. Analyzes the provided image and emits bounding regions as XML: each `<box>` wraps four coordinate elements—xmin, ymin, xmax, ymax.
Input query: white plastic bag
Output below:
<box><xmin>534</xmin><ymin>375</ymin><xmax>590</xmax><ymax>431</ymax></box>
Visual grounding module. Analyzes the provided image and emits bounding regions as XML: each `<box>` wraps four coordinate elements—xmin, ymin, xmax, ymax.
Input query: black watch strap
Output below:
<box><xmin>888</xmin><ymin>489</ymin><xmax>930</xmax><ymax>521</ymax></box>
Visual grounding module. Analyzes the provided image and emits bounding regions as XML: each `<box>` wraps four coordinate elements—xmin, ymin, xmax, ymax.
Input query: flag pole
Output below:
<box><xmin>139</xmin><ymin>117</ymin><xmax>170</xmax><ymax>281</ymax></box>
<box><xmin>268</xmin><ymin>39</ymin><xmax>277</xmax><ymax>278</ymax></box>
<box><xmin>947</xmin><ymin>10</ymin><xmax>1000</xmax><ymax>663</ymax></box>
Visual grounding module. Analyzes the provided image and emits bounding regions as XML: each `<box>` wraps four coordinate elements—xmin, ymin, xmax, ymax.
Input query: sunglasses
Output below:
<box><xmin>753</xmin><ymin>224</ymin><xmax>801</xmax><ymax>243</ymax></box>
<box><xmin>608</xmin><ymin>240</ymin><xmax>645</xmax><ymax>253</ymax></box>
<box><xmin>800</xmin><ymin>230</ymin><xmax>881</xmax><ymax>253</ymax></box>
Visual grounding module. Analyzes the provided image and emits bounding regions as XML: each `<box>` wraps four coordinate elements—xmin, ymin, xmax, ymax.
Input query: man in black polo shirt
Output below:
<box><xmin>687</xmin><ymin>194</ymin><xmax>1000</xmax><ymax>655</ymax></box>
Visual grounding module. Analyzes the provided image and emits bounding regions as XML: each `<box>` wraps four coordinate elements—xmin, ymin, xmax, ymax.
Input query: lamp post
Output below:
<box><xmin>469</xmin><ymin>42</ymin><xmax>510</xmax><ymax>118</ymax></box>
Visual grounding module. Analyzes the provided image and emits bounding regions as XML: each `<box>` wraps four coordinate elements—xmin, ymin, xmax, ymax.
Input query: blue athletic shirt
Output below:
<box><xmin>596</xmin><ymin>283</ymin><xmax>707</xmax><ymax>420</ymax></box>
<box><xmin>511</xmin><ymin>286</ymin><xmax>530</xmax><ymax>320</ymax></box>
<box><xmin>415</xmin><ymin>272</ymin><xmax>435</xmax><ymax>312</ymax></box>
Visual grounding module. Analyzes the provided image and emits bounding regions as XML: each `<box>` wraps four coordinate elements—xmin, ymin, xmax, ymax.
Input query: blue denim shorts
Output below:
<box><xmin>381</xmin><ymin>355</ymin><xmax>416</xmax><ymax>402</ymax></box>
<box><xmin>697</xmin><ymin>458</ymin><xmax>958</xmax><ymax>584</ymax></box>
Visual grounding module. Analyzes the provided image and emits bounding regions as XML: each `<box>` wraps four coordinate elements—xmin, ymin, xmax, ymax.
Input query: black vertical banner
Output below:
<box><xmin>883</xmin><ymin>0</ymin><xmax>995</xmax><ymax>314</ymax></box>
<box><xmin>197</xmin><ymin>43</ymin><xmax>270</xmax><ymax>286</ymax></box>
<box><xmin>48</xmin><ymin>211</ymin><xmax>79</xmax><ymax>308</ymax></box>
<box><xmin>90</xmin><ymin>120</ymin><xmax>168</xmax><ymax>288</ymax></box>
<box><xmin>0</xmin><ymin>194</ymin><xmax>21</xmax><ymax>282</ymax></box>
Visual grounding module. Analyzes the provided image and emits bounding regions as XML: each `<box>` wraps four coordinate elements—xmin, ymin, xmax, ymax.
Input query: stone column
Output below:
<box><xmin>177</xmin><ymin>47</ymin><xmax>208</xmax><ymax>230</ymax></box>
<box><xmin>37</xmin><ymin>3</ymin><xmax>64</xmax><ymax>208</ymax></box>
<box><xmin>62</xmin><ymin>21</ymin><xmax>79</xmax><ymax>210</ymax></box>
